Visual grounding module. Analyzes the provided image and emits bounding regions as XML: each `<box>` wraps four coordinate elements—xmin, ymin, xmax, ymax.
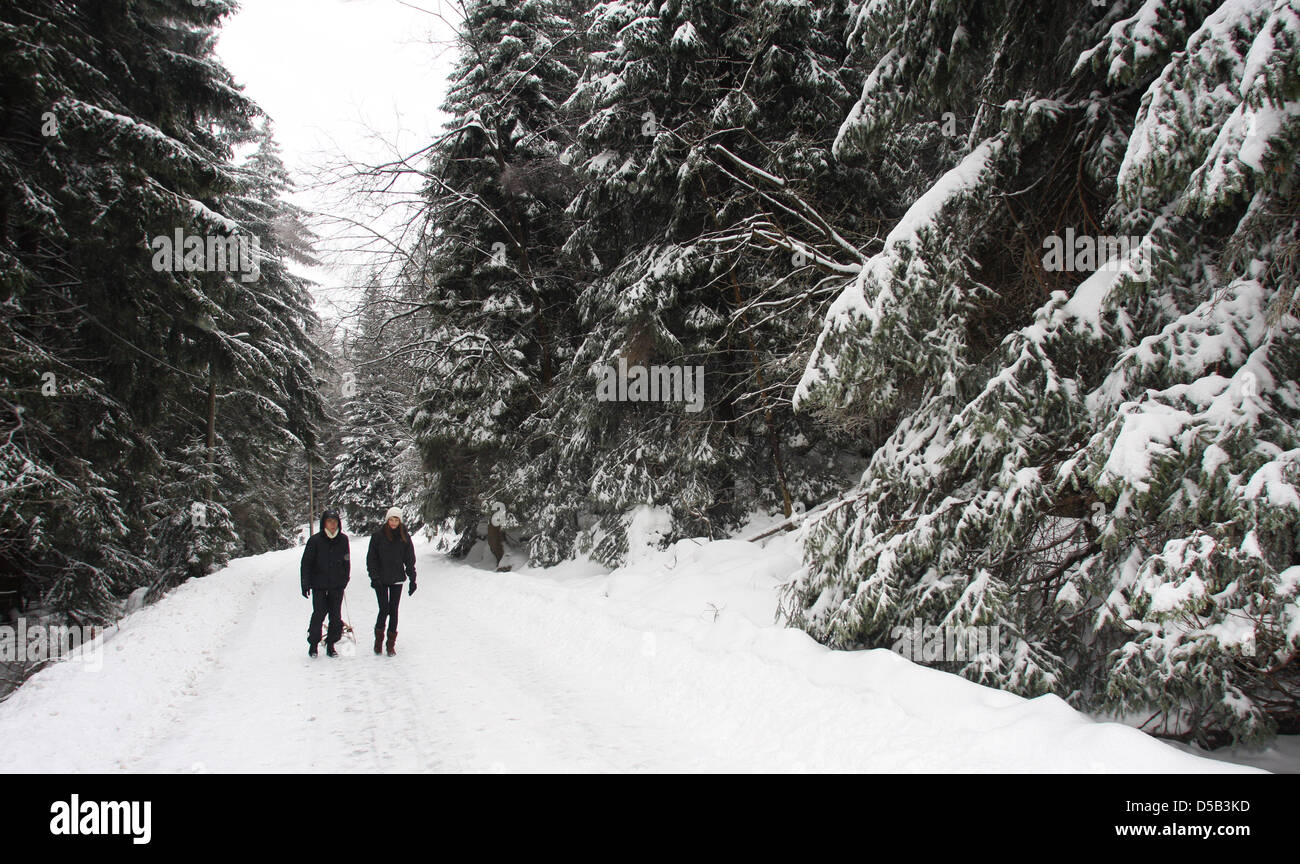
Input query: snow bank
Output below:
<box><xmin>489</xmin><ymin>527</ymin><xmax>1263</xmax><ymax>772</ymax></box>
<box><xmin>0</xmin><ymin>548</ymin><xmax>295</xmax><ymax>772</ymax></box>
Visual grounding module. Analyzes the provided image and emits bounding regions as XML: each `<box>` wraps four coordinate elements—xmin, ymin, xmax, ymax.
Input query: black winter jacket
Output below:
<box><xmin>301</xmin><ymin>517</ymin><xmax>351</xmax><ymax>592</ymax></box>
<box><xmin>367</xmin><ymin>524</ymin><xmax>416</xmax><ymax>586</ymax></box>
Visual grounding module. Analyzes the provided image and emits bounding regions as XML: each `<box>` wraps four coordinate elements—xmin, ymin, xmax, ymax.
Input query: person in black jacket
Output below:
<box><xmin>367</xmin><ymin>506</ymin><xmax>416</xmax><ymax>656</ymax></box>
<box><xmin>300</xmin><ymin>509</ymin><xmax>350</xmax><ymax>657</ymax></box>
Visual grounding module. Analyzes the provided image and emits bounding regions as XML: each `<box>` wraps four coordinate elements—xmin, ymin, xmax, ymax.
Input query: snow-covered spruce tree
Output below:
<box><xmin>0</xmin><ymin>1</ymin><xmax>327</xmax><ymax>613</ymax></box>
<box><xmin>0</xmin><ymin>0</ymin><xmax>258</xmax><ymax>618</ymax></box>
<box><xmin>1074</xmin><ymin>0</ymin><xmax>1300</xmax><ymax>743</ymax></box>
<box><xmin>211</xmin><ymin>119</ymin><xmax>329</xmax><ymax>556</ymax></box>
<box><xmin>409</xmin><ymin>0</ymin><xmax>584</xmax><ymax>557</ymax></box>
<box><xmin>505</xmin><ymin>0</ymin><xmax>873</xmax><ymax>566</ymax></box>
<box><xmin>782</xmin><ymin>0</ymin><xmax>1300</xmax><ymax>744</ymax></box>
<box><xmin>330</xmin><ymin>280</ymin><xmax>425</xmax><ymax>537</ymax></box>
<box><xmin>145</xmin><ymin>441</ymin><xmax>240</xmax><ymax>588</ymax></box>
<box><xmin>140</xmin><ymin>114</ymin><xmax>328</xmax><ymax>589</ymax></box>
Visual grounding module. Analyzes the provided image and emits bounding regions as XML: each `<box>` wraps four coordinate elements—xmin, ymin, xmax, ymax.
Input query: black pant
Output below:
<box><xmin>308</xmin><ymin>588</ymin><xmax>345</xmax><ymax>646</ymax></box>
<box><xmin>374</xmin><ymin>584</ymin><xmax>402</xmax><ymax>636</ymax></box>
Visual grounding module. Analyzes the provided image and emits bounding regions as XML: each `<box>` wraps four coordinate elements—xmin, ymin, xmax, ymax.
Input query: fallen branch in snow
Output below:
<box><xmin>747</xmin><ymin>491</ymin><xmax>988</xmax><ymax>542</ymax></box>
<box><xmin>744</xmin><ymin>491</ymin><xmax>867</xmax><ymax>541</ymax></box>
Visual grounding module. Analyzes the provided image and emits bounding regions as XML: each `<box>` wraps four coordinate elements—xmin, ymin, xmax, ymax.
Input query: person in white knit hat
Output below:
<box><xmin>365</xmin><ymin>506</ymin><xmax>416</xmax><ymax>655</ymax></box>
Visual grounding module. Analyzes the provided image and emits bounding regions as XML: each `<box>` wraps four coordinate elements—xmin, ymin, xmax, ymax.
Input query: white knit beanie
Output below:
<box><xmin>385</xmin><ymin>507</ymin><xmax>403</xmax><ymax>522</ymax></box>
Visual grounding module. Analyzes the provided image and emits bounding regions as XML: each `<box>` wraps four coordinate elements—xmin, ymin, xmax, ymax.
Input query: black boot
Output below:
<box><xmin>325</xmin><ymin>642</ymin><xmax>338</xmax><ymax>658</ymax></box>
<box><xmin>308</xmin><ymin>643</ymin><xmax>318</xmax><ymax>658</ymax></box>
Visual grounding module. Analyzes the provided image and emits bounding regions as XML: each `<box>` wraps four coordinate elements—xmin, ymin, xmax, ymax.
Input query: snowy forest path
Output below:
<box><xmin>123</xmin><ymin>545</ymin><xmax>747</xmax><ymax>773</ymax></box>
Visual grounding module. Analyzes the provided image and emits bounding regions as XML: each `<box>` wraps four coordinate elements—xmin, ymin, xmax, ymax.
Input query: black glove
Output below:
<box><xmin>408</xmin><ymin>581</ymin><xmax>417</xmax><ymax>596</ymax></box>
<box><xmin>302</xmin><ymin>588</ymin><xmax>309</xmax><ymax>599</ymax></box>
<box><xmin>369</xmin><ymin>580</ymin><xmax>377</xmax><ymax>589</ymax></box>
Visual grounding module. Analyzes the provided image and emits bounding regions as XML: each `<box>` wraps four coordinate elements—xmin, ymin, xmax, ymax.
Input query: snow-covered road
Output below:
<box><xmin>125</xmin><ymin>550</ymin><xmax>754</xmax><ymax>773</ymax></box>
<box><xmin>0</xmin><ymin>537</ymin><xmax>1270</xmax><ymax>773</ymax></box>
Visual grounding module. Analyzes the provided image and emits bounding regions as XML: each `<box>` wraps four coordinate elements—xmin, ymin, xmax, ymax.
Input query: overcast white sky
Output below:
<box><xmin>216</xmin><ymin>0</ymin><xmax>461</xmax><ymax>315</ymax></box>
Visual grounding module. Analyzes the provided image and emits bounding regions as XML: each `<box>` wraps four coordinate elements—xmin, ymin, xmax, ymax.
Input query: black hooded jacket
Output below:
<box><xmin>300</xmin><ymin>515</ymin><xmax>350</xmax><ymax>592</ymax></box>
<box><xmin>367</xmin><ymin>523</ymin><xmax>416</xmax><ymax>586</ymax></box>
